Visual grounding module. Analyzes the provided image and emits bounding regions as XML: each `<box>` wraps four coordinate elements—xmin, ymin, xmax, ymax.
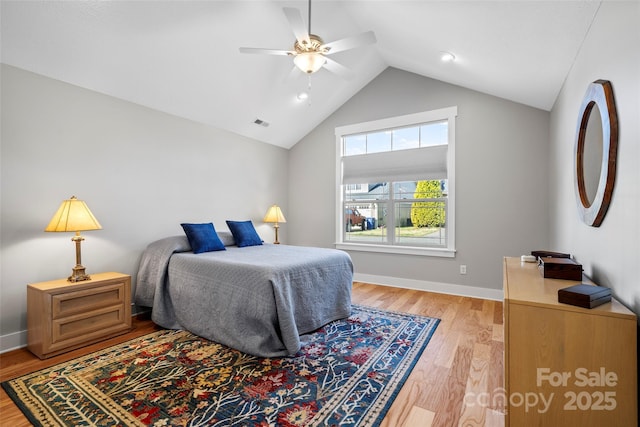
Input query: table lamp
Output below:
<box><xmin>45</xmin><ymin>196</ymin><xmax>102</xmax><ymax>282</ymax></box>
<box><xmin>263</xmin><ymin>205</ymin><xmax>286</xmax><ymax>244</ymax></box>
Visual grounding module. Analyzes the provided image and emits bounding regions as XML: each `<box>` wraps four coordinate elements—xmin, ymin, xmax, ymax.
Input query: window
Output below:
<box><xmin>335</xmin><ymin>107</ymin><xmax>457</xmax><ymax>257</ymax></box>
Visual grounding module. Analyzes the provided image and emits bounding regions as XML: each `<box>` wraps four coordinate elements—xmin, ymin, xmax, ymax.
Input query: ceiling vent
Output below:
<box><xmin>253</xmin><ymin>118</ymin><xmax>270</xmax><ymax>127</ymax></box>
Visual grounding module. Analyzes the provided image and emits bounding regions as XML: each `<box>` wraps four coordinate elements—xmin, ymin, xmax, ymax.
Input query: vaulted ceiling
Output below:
<box><xmin>1</xmin><ymin>1</ymin><xmax>601</xmax><ymax>148</ymax></box>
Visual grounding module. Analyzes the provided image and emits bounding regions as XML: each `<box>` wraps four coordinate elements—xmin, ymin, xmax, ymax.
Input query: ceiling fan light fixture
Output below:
<box><xmin>294</xmin><ymin>52</ymin><xmax>326</xmax><ymax>74</ymax></box>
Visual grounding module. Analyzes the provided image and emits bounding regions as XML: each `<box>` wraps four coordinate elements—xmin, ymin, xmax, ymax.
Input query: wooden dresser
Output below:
<box><xmin>503</xmin><ymin>257</ymin><xmax>637</xmax><ymax>426</ymax></box>
<box><xmin>27</xmin><ymin>272</ymin><xmax>132</xmax><ymax>359</ymax></box>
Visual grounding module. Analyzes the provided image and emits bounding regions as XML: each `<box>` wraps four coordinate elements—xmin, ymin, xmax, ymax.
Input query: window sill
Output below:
<box><xmin>335</xmin><ymin>242</ymin><xmax>456</xmax><ymax>258</ymax></box>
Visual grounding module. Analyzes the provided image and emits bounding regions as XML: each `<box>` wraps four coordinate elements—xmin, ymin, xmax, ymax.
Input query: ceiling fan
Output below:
<box><xmin>239</xmin><ymin>0</ymin><xmax>376</xmax><ymax>79</ymax></box>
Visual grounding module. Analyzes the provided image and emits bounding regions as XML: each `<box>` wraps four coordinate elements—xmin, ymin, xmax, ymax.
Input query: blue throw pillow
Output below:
<box><xmin>226</xmin><ymin>220</ymin><xmax>263</xmax><ymax>247</ymax></box>
<box><xmin>180</xmin><ymin>223</ymin><xmax>226</xmax><ymax>254</ymax></box>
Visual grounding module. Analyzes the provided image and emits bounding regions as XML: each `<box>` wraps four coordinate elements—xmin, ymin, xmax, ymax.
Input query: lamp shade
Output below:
<box><xmin>45</xmin><ymin>196</ymin><xmax>102</xmax><ymax>232</ymax></box>
<box><xmin>263</xmin><ymin>205</ymin><xmax>287</xmax><ymax>223</ymax></box>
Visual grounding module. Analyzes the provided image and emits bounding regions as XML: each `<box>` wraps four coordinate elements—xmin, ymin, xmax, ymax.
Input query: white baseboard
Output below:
<box><xmin>353</xmin><ymin>273</ymin><xmax>504</xmax><ymax>301</ymax></box>
<box><xmin>0</xmin><ymin>330</ymin><xmax>27</xmax><ymax>354</ymax></box>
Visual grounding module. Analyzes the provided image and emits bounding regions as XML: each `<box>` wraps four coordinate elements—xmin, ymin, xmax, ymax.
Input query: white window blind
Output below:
<box><xmin>342</xmin><ymin>145</ymin><xmax>448</xmax><ymax>184</ymax></box>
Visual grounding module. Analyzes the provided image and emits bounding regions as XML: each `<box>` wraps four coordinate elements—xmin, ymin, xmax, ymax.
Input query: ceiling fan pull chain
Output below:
<box><xmin>308</xmin><ymin>75</ymin><xmax>312</xmax><ymax>106</ymax></box>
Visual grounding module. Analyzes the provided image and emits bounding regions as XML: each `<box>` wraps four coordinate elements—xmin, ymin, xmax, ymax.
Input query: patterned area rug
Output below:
<box><xmin>3</xmin><ymin>305</ymin><xmax>439</xmax><ymax>427</ymax></box>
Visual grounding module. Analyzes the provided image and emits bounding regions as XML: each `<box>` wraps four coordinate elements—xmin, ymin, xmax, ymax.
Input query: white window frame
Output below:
<box><xmin>335</xmin><ymin>107</ymin><xmax>457</xmax><ymax>257</ymax></box>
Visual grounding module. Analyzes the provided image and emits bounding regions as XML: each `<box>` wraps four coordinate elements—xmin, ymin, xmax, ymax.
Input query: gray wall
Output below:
<box><xmin>288</xmin><ymin>67</ymin><xmax>550</xmax><ymax>295</ymax></box>
<box><xmin>0</xmin><ymin>65</ymin><xmax>289</xmax><ymax>349</ymax></box>
<box><xmin>549</xmin><ymin>1</ymin><xmax>640</xmax><ymax>314</ymax></box>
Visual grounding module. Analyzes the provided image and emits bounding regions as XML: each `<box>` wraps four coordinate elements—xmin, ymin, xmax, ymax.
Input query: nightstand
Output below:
<box><xmin>27</xmin><ymin>272</ymin><xmax>132</xmax><ymax>359</ymax></box>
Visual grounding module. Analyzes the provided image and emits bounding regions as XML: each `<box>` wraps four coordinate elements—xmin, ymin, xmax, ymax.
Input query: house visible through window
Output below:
<box><xmin>335</xmin><ymin>107</ymin><xmax>457</xmax><ymax>257</ymax></box>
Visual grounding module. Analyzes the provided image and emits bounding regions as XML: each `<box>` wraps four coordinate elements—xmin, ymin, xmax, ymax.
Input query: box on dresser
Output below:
<box><xmin>558</xmin><ymin>283</ymin><xmax>612</xmax><ymax>308</ymax></box>
<box><xmin>531</xmin><ymin>250</ymin><xmax>571</xmax><ymax>259</ymax></box>
<box><xmin>538</xmin><ymin>257</ymin><xmax>583</xmax><ymax>280</ymax></box>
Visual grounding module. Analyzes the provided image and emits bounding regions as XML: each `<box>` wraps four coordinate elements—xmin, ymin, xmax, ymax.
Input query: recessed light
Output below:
<box><xmin>440</xmin><ymin>51</ymin><xmax>456</xmax><ymax>62</ymax></box>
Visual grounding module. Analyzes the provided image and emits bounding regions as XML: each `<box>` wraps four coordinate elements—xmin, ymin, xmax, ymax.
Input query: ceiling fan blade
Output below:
<box><xmin>239</xmin><ymin>47</ymin><xmax>294</xmax><ymax>56</ymax></box>
<box><xmin>323</xmin><ymin>57</ymin><xmax>354</xmax><ymax>80</ymax></box>
<box><xmin>322</xmin><ymin>31</ymin><xmax>376</xmax><ymax>55</ymax></box>
<box><xmin>283</xmin><ymin>7</ymin><xmax>310</xmax><ymax>47</ymax></box>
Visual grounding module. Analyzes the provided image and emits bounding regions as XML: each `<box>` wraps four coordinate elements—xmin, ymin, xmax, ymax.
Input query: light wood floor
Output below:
<box><xmin>0</xmin><ymin>282</ymin><xmax>504</xmax><ymax>426</ymax></box>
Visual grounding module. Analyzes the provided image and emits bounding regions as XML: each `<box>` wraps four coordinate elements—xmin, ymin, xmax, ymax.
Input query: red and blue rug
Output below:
<box><xmin>3</xmin><ymin>305</ymin><xmax>439</xmax><ymax>426</ymax></box>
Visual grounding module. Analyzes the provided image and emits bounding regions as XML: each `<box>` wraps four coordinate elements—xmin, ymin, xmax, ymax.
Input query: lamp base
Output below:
<box><xmin>68</xmin><ymin>233</ymin><xmax>91</xmax><ymax>282</ymax></box>
<box><xmin>273</xmin><ymin>224</ymin><xmax>280</xmax><ymax>244</ymax></box>
<box><xmin>68</xmin><ymin>265</ymin><xmax>91</xmax><ymax>282</ymax></box>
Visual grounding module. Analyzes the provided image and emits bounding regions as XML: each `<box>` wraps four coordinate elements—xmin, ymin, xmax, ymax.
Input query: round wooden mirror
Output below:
<box><xmin>574</xmin><ymin>80</ymin><xmax>618</xmax><ymax>227</ymax></box>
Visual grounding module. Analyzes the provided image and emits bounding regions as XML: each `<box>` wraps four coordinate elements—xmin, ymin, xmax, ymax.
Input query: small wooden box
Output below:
<box><xmin>558</xmin><ymin>284</ymin><xmax>612</xmax><ymax>309</ymax></box>
<box><xmin>531</xmin><ymin>250</ymin><xmax>571</xmax><ymax>259</ymax></box>
<box><xmin>538</xmin><ymin>257</ymin><xmax>582</xmax><ymax>280</ymax></box>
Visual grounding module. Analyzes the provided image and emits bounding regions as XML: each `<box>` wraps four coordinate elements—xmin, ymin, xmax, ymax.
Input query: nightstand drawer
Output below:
<box><xmin>52</xmin><ymin>282</ymin><xmax>126</xmax><ymax>319</ymax></box>
<box><xmin>51</xmin><ymin>305</ymin><xmax>128</xmax><ymax>351</ymax></box>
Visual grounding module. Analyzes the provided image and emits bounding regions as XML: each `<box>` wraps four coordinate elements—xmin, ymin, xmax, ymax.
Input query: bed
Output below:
<box><xmin>134</xmin><ymin>233</ymin><xmax>353</xmax><ymax>357</ymax></box>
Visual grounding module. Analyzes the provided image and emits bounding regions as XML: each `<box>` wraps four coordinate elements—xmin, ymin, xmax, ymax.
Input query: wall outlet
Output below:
<box><xmin>460</xmin><ymin>265</ymin><xmax>467</xmax><ymax>275</ymax></box>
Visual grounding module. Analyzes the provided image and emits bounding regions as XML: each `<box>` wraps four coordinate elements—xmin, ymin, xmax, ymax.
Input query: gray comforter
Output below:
<box><xmin>135</xmin><ymin>236</ymin><xmax>353</xmax><ymax>357</ymax></box>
